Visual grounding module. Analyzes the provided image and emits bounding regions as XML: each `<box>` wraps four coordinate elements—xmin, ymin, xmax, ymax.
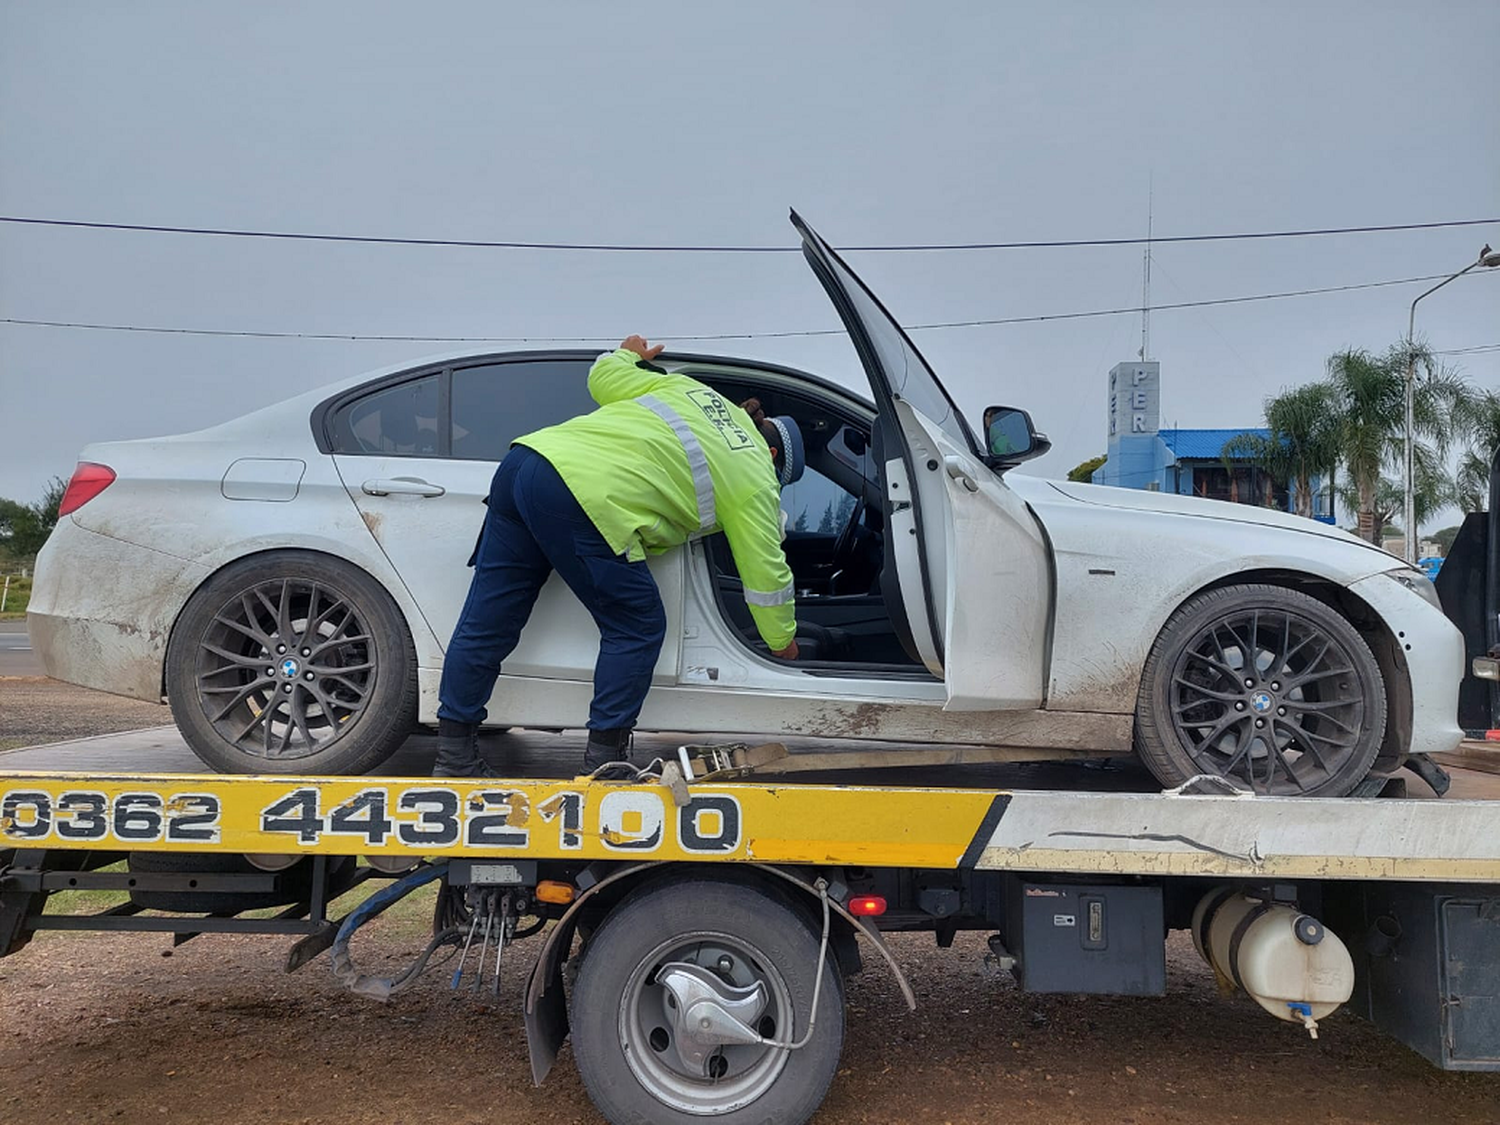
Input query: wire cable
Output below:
<box><xmin>3</xmin><ymin>269</ymin><xmax>1492</xmax><ymax>344</ymax></box>
<box><xmin>0</xmin><ymin>214</ymin><xmax>1495</xmax><ymax>253</ymax></box>
<box><xmin>1436</xmin><ymin>343</ymin><xmax>1500</xmax><ymax>356</ymax></box>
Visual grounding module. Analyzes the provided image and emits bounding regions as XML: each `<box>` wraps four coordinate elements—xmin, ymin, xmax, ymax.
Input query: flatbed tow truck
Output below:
<box><xmin>3</xmin><ymin>727</ymin><xmax>1499</xmax><ymax>1125</ymax></box>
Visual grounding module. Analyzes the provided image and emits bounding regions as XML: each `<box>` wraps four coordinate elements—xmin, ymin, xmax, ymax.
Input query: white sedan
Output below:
<box><xmin>29</xmin><ymin>214</ymin><xmax>1464</xmax><ymax>796</ymax></box>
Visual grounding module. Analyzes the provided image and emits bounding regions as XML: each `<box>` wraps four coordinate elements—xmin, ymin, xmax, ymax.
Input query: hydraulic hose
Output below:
<box><xmin>330</xmin><ymin>862</ymin><xmax>451</xmax><ymax>1001</ymax></box>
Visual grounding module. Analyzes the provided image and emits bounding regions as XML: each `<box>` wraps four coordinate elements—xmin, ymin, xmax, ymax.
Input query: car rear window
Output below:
<box><xmin>329</xmin><ymin>375</ymin><xmax>441</xmax><ymax>455</ymax></box>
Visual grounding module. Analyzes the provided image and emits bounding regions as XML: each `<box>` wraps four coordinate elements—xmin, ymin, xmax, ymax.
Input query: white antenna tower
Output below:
<box><xmin>1139</xmin><ymin>179</ymin><xmax>1153</xmax><ymax>361</ymax></box>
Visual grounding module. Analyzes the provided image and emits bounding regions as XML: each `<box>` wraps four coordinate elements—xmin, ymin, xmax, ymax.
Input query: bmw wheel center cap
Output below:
<box><xmin>1251</xmin><ymin>691</ymin><xmax>1273</xmax><ymax>713</ymax></box>
<box><xmin>281</xmin><ymin>658</ymin><xmax>300</xmax><ymax>678</ymax></box>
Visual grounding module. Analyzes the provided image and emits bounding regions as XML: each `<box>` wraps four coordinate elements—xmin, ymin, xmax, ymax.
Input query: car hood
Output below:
<box><xmin>1009</xmin><ymin>475</ymin><xmax>1393</xmax><ymax>559</ymax></box>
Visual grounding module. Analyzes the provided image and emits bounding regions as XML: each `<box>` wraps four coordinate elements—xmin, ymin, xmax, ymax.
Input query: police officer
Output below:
<box><xmin>434</xmin><ymin>335</ymin><xmax>804</xmax><ymax>777</ymax></box>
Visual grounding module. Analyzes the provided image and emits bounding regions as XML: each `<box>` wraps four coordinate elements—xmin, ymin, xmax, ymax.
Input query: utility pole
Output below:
<box><xmin>1403</xmin><ymin>245</ymin><xmax>1500</xmax><ymax>562</ymax></box>
<box><xmin>1139</xmin><ymin>180</ymin><xmax>1153</xmax><ymax>362</ymax></box>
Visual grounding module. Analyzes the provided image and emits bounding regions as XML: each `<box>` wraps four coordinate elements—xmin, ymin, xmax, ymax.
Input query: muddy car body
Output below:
<box><xmin>29</xmin><ymin>214</ymin><xmax>1464</xmax><ymax>795</ymax></box>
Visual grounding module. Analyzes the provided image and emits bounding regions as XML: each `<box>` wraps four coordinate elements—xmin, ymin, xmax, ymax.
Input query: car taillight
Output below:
<box><xmin>58</xmin><ymin>462</ymin><xmax>117</xmax><ymax>516</ymax></box>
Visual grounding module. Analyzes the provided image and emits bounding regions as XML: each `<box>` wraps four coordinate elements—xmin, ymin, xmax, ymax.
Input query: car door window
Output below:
<box><xmin>782</xmin><ymin>468</ymin><xmax>857</xmax><ymax>536</ymax></box>
<box><xmin>450</xmin><ymin>359</ymin><xmax>596</xmax><ymax>461</ymax></box>
<box><xmin>330</xmin><ymin>374</ymin><xmax>441</xmax><ymax>455</ymax></box>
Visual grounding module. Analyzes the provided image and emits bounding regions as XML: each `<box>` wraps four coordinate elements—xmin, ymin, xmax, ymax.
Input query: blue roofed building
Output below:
<box><xmin>1092</xmin><ymin>361</ymin><xmax>1333</xmax><ymax>522</ymax></box>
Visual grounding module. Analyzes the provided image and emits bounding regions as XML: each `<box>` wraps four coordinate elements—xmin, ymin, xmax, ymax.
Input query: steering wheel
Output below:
<box><xmin>828</xmin><ymin>493</ymin><xmax>867</xmax><ymax>592</ymax></box>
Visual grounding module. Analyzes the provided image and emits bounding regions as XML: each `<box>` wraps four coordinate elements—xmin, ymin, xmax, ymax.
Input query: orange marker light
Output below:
<box><xmin>847</xmin><ymin>895</ymin><xmax>887</xmax><ymax>917</ymax></box>
<box><xmin>534</xmin><ymin>880</ymin><xmax>576</xmax><ymax>905</ymax></box>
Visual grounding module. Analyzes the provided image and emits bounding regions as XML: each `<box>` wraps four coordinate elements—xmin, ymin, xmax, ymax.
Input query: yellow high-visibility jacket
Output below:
<box><xmin>516</xmin><ymin>348</ymin><xmax>797</xmax><ymax>650</ymax></box>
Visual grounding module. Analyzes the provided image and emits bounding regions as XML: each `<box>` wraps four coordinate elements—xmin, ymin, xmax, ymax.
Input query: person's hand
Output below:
<box><xmin>772</xmin><ymin>639</ymin><xmax>800</xmax><ymax>661</ymax></box>
<box><xmin>620</xmin><ymin>335</ymin><xmax>665</xmax><ymax>361</ymax></box>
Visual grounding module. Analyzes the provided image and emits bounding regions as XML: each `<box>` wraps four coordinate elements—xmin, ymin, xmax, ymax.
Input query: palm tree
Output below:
<box><xmin>1325</xmin><ymin>344</ymin><xmax>1468</xmax><ymax>543</ymax></box>
<box><xmin>1335</xmin><ymin>443</ymin><xmax>1454</xmax><ymax>545</ymax></box>
<box><xmin>1223</xmin><ymin>382</ymin><xmax>1341</xmax><ymax>519</ymax></box>
<box><xmin>1453</xmin><ymin>388</ymin><xmax>1500</xmax><ymax>512</ymax></box>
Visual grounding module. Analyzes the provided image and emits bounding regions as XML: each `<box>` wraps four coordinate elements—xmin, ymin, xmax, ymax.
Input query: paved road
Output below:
<box><xmin>0</xmin><ymin>619</ymin><xmax>43</xmax><ymax>676</ymax></box>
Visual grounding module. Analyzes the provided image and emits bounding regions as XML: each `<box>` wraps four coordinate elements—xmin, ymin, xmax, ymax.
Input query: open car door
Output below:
<box><xmin>793</xmin><ymin>211</ymin><xmax>1051</xmax><ymax>710</ymax></box>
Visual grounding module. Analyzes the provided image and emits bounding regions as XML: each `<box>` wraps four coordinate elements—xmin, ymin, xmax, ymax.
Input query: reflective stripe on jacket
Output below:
<box><xmin>515</xmin><ymin>349</ymin><xmax>796</xmax><ymax>650</ymax></box>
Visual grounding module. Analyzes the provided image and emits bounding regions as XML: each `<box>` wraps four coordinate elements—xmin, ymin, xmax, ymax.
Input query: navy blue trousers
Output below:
<box><xmin>437</xmin><ymin>445</ymin><xmax>667</xmax><ymax>731</ymax></box>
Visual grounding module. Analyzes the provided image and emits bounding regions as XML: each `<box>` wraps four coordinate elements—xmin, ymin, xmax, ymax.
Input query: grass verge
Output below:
<box><xmin>0</xmin><ymin>574</ymin><xmax>31</xmax><ymax>619</ymax></box>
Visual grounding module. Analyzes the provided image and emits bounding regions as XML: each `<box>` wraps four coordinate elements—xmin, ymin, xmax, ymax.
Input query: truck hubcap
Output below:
<box><xmin>620</xmin><ymin>932</ymin><xmax>792</xmax><ymax>1114</ymax></box>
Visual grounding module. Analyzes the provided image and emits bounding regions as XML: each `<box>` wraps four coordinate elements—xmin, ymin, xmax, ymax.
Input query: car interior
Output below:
<box><xmin>690</xmin><ymin>369</ymin><xmax>933</xmax><ymax>678</ymax></box>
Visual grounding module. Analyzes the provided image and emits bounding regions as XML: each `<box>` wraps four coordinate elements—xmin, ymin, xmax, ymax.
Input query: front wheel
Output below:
<box><xmin>570</xmin><ymin>878</ymin><xmax>845</xmax><ymax>1125</ymax></box>
<box><xmin>1135</xmin><ymin>583</ymin><xmax>1387</xmax><ymax>797</ymax></box>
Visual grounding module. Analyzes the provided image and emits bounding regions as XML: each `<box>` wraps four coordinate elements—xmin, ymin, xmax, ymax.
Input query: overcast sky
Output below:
<box><xmin>2</xmin><ymin>2</ymin><xmax>1497</xmax><ymax>529</ymax></box>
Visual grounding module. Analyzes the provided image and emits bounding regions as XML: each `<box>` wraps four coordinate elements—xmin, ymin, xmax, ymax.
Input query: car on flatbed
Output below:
<box><xmin>27</xmin><ymin>213</ymin><xmax>1465</xmax><ymax>795</ymax></box>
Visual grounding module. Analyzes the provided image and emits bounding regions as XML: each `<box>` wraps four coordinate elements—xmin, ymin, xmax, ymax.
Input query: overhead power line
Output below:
<box><xmin>1436</xmin><ymin>343</ymin><xmax>1500</xmax><ymax>356</ymax></box>
<box><xmin>2</xmin><ymin>269</ymin><xmax>1491</xmax><ymax>344</ymax></box>
<box><xmin>0</xmin><ymin>214</ymin><xmax>1496</xmax><ymax>253</ymax></box>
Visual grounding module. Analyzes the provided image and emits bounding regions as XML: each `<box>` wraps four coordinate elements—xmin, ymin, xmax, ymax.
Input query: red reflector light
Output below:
<box><xmin>847</xmin><ymin>895</ymin><xmax>887</xmax><ymax>917</ymax></box>
<box><xmin>58</xmin><ymin>462</ymin><xmax>117</xmax><ymax>517</ymax></box>
<box><xmin>1486</xmin><ymin>730</ymin><xmax>1500</xmax><ymax>742</ymax></box>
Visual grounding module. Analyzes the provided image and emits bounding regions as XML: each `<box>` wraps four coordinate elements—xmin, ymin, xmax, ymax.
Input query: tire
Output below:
<box><xmin>570</xmin><ymin>878</ymin><xmax>845</xmax><ymax>1125</ymax></box>
<box><xmin>1135</xmin><ymin>583</ymin><xmax>1386</xmax><ymax>797</ymax></box>
<box><xmin>126</xmin><ymin>851</ymin><xmax>351</xmax><ymax>912</ymax></box>
<box><xmin>166</xmin><ymin>551</ymin><xmax>417</xmax><ymax>774</ymax></box>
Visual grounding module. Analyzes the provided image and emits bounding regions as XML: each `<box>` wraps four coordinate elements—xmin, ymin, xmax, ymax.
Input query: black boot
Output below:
<box><xmin>433</xmin><ymin>719</ymin><xmax>498</xmax><ymax>778</ymax></box>
<box><xmin>583</xmin><ymin>727</ymin><xmax>633</xmax><ymax>771</ymax></box>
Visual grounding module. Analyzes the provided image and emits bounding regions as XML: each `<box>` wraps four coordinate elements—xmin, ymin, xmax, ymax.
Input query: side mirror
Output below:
<box><xmin>982</xmin><ymin>405</ymin><xmax>1051</xmax><ymax>465</ymax></box>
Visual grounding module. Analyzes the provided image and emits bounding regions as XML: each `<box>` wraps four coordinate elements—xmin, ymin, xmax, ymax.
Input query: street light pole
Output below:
<box><xmin>1403</xmin><ymin>244</ymin><xmax>1500</xmax><ymax>564</ymax></box>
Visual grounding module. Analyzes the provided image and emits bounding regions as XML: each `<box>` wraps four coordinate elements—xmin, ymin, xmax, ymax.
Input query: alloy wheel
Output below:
<box><xmin>1168</xmin><ymin>608</ymin><xmax>1366</xmax><ymax>794</ymax></box>
<box><xmin>194</xmin><ymin>578</ymin><xmax>376</xmax><ymax>761</ymax></box>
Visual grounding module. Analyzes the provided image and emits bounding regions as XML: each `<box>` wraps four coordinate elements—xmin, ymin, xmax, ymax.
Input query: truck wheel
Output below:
<box><xmin>1136</xmin><ymin>583</ymin><xmax>1386</xmax><ymax>797</ymax></box>
<box><xmin>570</xmin><ymin>878</ymin><xmax>845</xmax><ymax>1125</ymax></box>
<box><xmin>166</xmin><ymin>551</ymin><xmax>417</xmax><ymax>774</ymax></box>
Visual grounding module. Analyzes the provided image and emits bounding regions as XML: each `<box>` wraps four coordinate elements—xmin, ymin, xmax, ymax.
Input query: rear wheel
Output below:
<box><xmin>1135</xmin><ymin>583</ymin><xmax>1386</xmax><ymax>797</ymax></box>
<box><xmin>570</xmin><ymin>878</ymin><xmax>844</xmax><ymax>1125</ymax></box>
<box><xmin>166</xmin><ymin>551</ymin><xmax>417</xmax><ymax>774</ymax></box>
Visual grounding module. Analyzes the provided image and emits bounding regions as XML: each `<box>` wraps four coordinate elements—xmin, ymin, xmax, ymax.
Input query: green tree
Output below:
<box><xmin>1067</xmin><ymin>454</ymin><xmax>1107</xmax><ymax>483</ymax></box>
<box><xmin>1272</xmin><ymin>381</ymin><xmax>1339</xmax><ymax>518</ymax></box>
<box><xmin>1451</xmin><ymin>388</ymin><xmax>1500</xmax><ymax>512</ymax></box>
<box><xmin>1325</xmin><ymin>344</ymin><xmax>1467</xmax><ymax>544</ymax></box>
<box><xmin>1334</xmin><ymin>448</ymin><xmax>1453</xmax><ymax>547</ymax></box>
<box><xmin>816</xmin><ymin>501</ymin><xmax>837</xmax><ymax>534</ymax></box>
<box><xmin>0</xmin><ymin>476</ymin><xmax>67</xmax><ymax>559</ymax></box>
<box><xmin>1432</xmin><ymin>525</ymin><xmax>1463</xmax><ymax>554</ymax></box>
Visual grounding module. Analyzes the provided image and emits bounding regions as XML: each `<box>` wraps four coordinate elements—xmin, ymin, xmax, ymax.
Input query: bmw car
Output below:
<box><xmin>28</xmin><ymin>214</ymin><xmax>1464</xmax><ymax>795</ymax></box>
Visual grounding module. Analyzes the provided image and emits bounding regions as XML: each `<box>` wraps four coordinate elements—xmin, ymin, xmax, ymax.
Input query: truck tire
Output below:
<box><xmin>166</xmin><ymin>550</ymin><xmax>418</xmax><ymax>775</ymax></box>
<box><xmin>570</xmin><ymin>877</ymin><xmax>845</xmax><ymax>1125</ymax></box>
<box><xmin>1136</xmin><ymin>583</ymin><xmax>1386</xmax><ymax>797</ymax></box>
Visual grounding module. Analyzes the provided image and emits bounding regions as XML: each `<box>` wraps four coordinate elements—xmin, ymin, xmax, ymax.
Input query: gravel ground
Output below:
<box><xmin>0</xmin><ymin>676</ymin><xmax>169</xmax><ymax>752</ymax></box>
<box><xmin>1</xmin><ymin>680</ymin><xmax>1497</xmax><ymax>1124</ymax></box>
<box><xmin>2</xmin><ymin>926</ymin><xmax>1497</xmax><ymax>1125</ymax></box>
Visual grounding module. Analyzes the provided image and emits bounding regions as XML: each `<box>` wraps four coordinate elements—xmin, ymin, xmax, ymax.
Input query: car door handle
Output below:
<box><xmin>943</xmin><ymin>456</ymin><xmax>979</xmax><ymax>493</ymax></box>
<box><xmin>362</xmin><ymin>477</ymin><xmax>446</xmax><ymax>498</ymax></box>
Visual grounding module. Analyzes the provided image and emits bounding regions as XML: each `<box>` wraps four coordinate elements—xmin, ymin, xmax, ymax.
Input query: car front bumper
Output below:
<box><xmin>1347</xmin><ymin>571</ymin><xmax>1464</xmax><ymax>761</ymax></box>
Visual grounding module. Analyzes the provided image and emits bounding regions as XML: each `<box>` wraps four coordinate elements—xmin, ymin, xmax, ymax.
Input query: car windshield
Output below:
<box><xmin>802</xmin><ymin>227</ymin><xmax>977</xmax><ymax>455</ymax></box>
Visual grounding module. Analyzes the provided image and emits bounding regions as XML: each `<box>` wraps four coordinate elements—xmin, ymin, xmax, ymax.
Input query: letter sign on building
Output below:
<box><xmin>1108</xmin><ymin>362</ymin><xmax>1160</xmax><ymax>439</ymax></box>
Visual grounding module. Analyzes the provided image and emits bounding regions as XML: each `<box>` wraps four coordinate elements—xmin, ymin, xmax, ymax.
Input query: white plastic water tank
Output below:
<box><xmin>1192</xmin><ymin>891</ymin><xmax>1354</xmax><ymax>1036</ymax></box>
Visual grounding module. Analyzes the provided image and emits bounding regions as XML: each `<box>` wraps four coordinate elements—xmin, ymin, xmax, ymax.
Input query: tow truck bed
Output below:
<box><xmin>4</xmin><ymin>725</ymin><xmax>1497</xmax><ymax>877</ymax></box>
<box><xmin>4</xmin><ymin>727</ymin><xmax>1499</xmax><ymax>1121</ymax></box>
